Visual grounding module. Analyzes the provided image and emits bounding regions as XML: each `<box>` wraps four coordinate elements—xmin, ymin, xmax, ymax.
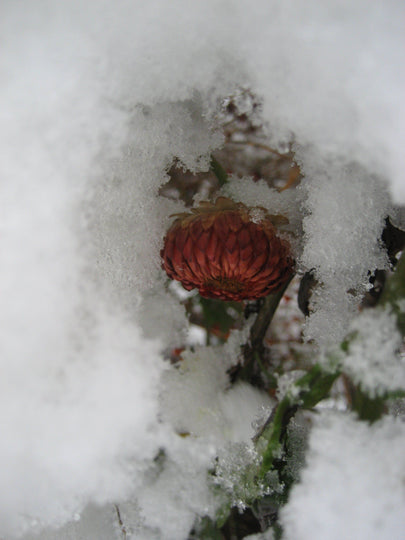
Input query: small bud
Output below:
<box><xmin>161</xmin><ymin>197</ymin><xmax>293</xmax><ymax>301</ymax></box>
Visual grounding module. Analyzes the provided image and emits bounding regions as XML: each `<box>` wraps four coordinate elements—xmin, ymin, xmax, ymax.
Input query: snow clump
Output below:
<box><xmin>281</xmin><ymin>411</ymin><xmax>405</xmax><ymax>540</ymax></box>
<box><xmin>341</xmin><ymin>307</ymin><xmax>405</xmax><ymax>397</ymax></box>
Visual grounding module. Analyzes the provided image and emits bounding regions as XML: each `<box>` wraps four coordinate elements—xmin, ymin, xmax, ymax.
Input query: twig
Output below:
<box><xmin>225</xmin><ymin>136</ymin><xmax>292</xmax><ymax>160</ymax></box>
<box><xmin>223</xmin><ymin>136</ymin><xmax>301</xmax><ymax>191</ymax></box>
<box><xmin>114</xmin><ymin>504</ymin><xmax>127</xmax><ymax>539</ymax></box>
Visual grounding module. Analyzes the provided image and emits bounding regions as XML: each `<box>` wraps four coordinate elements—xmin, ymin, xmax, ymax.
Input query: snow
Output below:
<box><xmin>246</xmin><ymin>532</ymin><xmax>274</xmax><ymax>540</ymax></box>
<box><xmin>342</xmin><ymin>307</ymin><xmax>405</xmax><ymax>397</ymax></box>
<box><xmin>299</xmin><ymin>159</ymin><xmax>391</xmax><ymax>347</ymax></box>
<box><xmin>160</xmin><ymin>346</ymin><xmax>273</xmax><ymax>442</ymax></box>
<box><xmin>135</xmin><ymin>438</ymin><xmax>217</xmax><ymax>540</ymax></box>
<box><xmin>1</xmin><ymin>0</ymin><xmax>405</xmax><ymax>537</ymax></box>
<box><xmin>0</xmin><ymin>297</ymin><xmax>166</xmax><ymax>537</ymax></box>
<box><xmin>213</xmin><ymin>442</ymin><xmax>271</xmax><ymax>511</ymax></box>
<box><xmin>281</xmin><ymin>411</ymin><xmax>405</xmax><ymax>540</ymax></box>
<box><xmin>220</xmin><ymin>177</ymin><xmax>303</xmax><ymax>241</ymax></box>
<box><xmin>240</xmin><ymin>1</ymin><xmax>405</xmax><ymax>201</ymax></box>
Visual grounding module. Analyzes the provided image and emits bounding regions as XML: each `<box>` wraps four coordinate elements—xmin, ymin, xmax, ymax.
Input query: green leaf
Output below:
<box><xmin>257</xmin><ymin>364</ymin><xmax>339</xmax><ymax>478</ymax></box>
<box><xmin>350</xmin><ymin>385</ymin><xmax>386</xmax><ymax>423</ymax></box>
<box><xmin>192</xmin><ymin>516</ymin><xmax>224</xmax><ymax>539</ymax></box>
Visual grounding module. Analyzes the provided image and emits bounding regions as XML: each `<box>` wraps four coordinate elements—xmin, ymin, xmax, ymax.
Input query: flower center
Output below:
<box><xmin>204</xmin><ymin>276</ymin><xmax>244</xmax><ymax>295</ymax></box>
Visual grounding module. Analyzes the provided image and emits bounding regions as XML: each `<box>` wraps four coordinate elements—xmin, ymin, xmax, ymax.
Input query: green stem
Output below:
<box><xmin>241</xmin><ymin>276</ymin><xmax>294</xmax><ymax>374</ymax></box>
<box><xmin>214</xmin><ymin>252</ymin><xmax>405</xmax><ymax>528</ymax></box>
<box><xmin>256</xmin><ymin>364</ymin><xmax>339</xmax><ymax>478</ymax></box>
<box><xmin>251</xmin><ymin>278</ymin><xmax>293</xmax><ymax>350</ymax></box>
<box><xmin>379</xmin><ymin>250</ymin><xmax>405</xmax><ymax>334</ymax></box>
<box><xmin>256</xmin><ymin>251</ymin><xmax>405</xmax><ymax>476</ymax></box>
<box><xmin>210</xmin><ymin>157</ymin><xmax>229</xmax><ymax>187</ymax></box>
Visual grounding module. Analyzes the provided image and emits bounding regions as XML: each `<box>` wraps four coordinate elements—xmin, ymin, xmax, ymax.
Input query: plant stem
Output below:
<box><xmin>210</xmin><ymin>157</ymin><xmax>229</xmax><ymax>187</ymax></box>
<box><xmin>256</xmin><ymin>251</ymin><xmax>405</xmax><ymax>475</ymax></box>
<box><xmin>380</xmin><ymin>250</ymin><xmax>405</xmax><ymax>334</ymax></box>
<box><xmin>256</xmin><ymin>364</ymin><xmax>339</xmax><ymax>477</ymax></box>
<box><xmin>241</xmin><ymin>277</ymin><xmax>293</xmax><ymax>371</ymax></box>
<box><xmin>215</xmin><ymin>252</ymin><xmax>405</xmax><ymax>531</ymax></box>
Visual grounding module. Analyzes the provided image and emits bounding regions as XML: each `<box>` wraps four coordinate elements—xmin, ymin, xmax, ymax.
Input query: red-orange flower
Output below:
<box><xmin>161</xmin><ymin>197</ymin><xmax>293</xmax><ymax>301</ymax></box>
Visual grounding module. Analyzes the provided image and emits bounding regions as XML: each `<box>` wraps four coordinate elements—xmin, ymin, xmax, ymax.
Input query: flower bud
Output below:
<box><xmin>161</xmin><ymin>197</ymin><xmax>293</xmax><ymax>301</ymax></box>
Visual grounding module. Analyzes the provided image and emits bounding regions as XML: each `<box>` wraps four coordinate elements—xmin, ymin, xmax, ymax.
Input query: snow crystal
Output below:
<box><xmin>20</xmin><ymin>504</ymin><xmax>126</xmax><ymax>540</ymax></box>
<box><xmin>137</xmin><ymin>278</ymin><xmax>188</xmax><ymax>346</ymax></box>
<box><xmin>160</xmin><ymin>347</ymin><xmax>273</xmax><ymax>442</ymax></box>
<box><xmin>0</xmin><ymin>296</ymin><xmax>166</xmax><ymax>538</ymax></box>
<box><xmin>86</xmin><ymin>100</ymin><xmax>221</xmax><ymax>302</ymax></box>
<box><xmin>223</xmin><ymin>316</ymin><xmax>256</xmax><ymax>363</ymax></box>
<box><xmin>245</xmin><ymin>531</ymin><xmax>275</xmax><ymax>540</ymax></box>
<box><xmin>239</xmin><ymin>1</ymin><xmax>405</xmax><ymax>202</ymax></box>
<box><xmin>299</xmin><ymin>158</ymin><xmax>390</xmax><ymax>348</ymax></box>
<box><xmin>281</xmin><ymin>411</ymin><xmax>405</xmax><ymax>540</ymax></box>
<box><xmin>159</xmin><ymin>347</ymin><xmax>230</xmax><ymax>439</ymax></box>
<box><xmin>213</xmin><ymin>442</ymin><xmax>270</xmax><ymax>511</ymax></box>
<box><xmin>389</xmin><ymin>398</ymin><xmax>405</xmax><ymax>420</ymax></box>
<box><xmin>341</xmin><ymin>307</ymin><xmax>405</xmax><ymax>397</ymax></box>
<box><xmin>275</xmin><ymin>371</ymin><xmax>307</xmax><ymax>401</ymax></box>
<box><xmin>153</xmin><ymin>347</ymin><xmax>274</xmax><ymax>537</ymax></box>
<box><xmin>220</xmin><ymin>176</ymin><xmax>303</xmax><ymax>239</ymax></box>
<box><xmin>135</xmin><ymin>436</ymin><xmax>218</xmax><ymax>540</ymax></box>
<box><xmin>284</xmin><ymin>414</ymin><xmax>311</xmax><ymax>485</ymax></box>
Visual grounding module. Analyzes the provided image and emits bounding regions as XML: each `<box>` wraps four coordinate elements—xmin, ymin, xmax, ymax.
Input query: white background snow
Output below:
<box><xmin>1</xmin><ymin>0</ymin><xmax>404</xmax><ymax>538</ymax></box>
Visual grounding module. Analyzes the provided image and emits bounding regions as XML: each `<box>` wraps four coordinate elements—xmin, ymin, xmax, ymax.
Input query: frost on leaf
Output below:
<box><xmin>212</xmin><ymin>443</ymin><xmax>277</xmax><ymax>512</ymax></box>
<box><xmin>342</xmin><ymin>308</ymin><xmax>405</xmax><ymax>397</ymax></box>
